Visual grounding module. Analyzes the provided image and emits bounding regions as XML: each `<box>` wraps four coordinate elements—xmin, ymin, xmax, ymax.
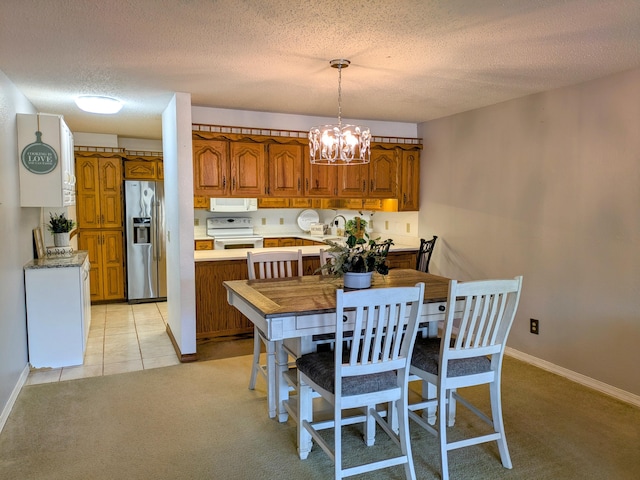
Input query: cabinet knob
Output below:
<box><xmin>439</xmin><ymin>305</ymin><xmax>445</xmax><ymax>312</ymax></box>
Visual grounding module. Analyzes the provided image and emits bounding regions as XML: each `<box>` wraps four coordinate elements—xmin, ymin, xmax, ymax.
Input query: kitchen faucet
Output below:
<box><xmin>331</xmin><ymin>214</ymin><xmax>347</xmax><ymax>236</ymax></box>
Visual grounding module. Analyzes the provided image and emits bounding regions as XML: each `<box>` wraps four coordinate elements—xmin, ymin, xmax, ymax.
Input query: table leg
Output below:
<box><xmin>276</xmin><ymin>341</ymin><xmax>290</xmax><ymax>422</ymax></box>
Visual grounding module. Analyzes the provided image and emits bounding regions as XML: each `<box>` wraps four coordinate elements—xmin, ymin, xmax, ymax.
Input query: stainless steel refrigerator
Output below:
<box><xmin>124</xmin><ymin>180</ymin><xmax>167</xmax><ymax>302</ymax></box>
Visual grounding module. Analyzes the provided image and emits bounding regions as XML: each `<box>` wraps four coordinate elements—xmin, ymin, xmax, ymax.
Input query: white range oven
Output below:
<box><xmin>206</xmin><ymin>216</ymin><xmax>264</xmax><ymax>250</ymax></box>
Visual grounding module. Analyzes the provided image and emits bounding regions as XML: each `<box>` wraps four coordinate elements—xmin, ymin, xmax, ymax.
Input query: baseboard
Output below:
<box><xmin>506</xmin><ymin>347</ymin><xmax>640</xmax><ymax>408</ymax></box>
<box><xmin>165</xmin><ymin>324</ymin><xmax>198</xmax><ymax>363</ymax></box>
<box><xmin>0</xmin><ymin>364</ymin><xmax>30</xmax><ymax>434</ymax></box>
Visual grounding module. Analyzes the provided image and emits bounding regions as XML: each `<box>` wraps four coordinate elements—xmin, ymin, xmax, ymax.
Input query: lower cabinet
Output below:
<box><xmin>194</xmin><ymin>251</ymin><xmax>414</xmax><ymax>338</ymax></box>
<box><xmin>78</xmin><ymin>230</ymin><xmax>125</xmax><ymax>302</ymax></box>
<box><xmin>24</xmin><ymin>254</ymin><xmax>91</xmax><ymax>368</ymax></box>
<box><xmin>196</xmin><ymin>260</ymin><xmax>252</xmax><ymax>338</ymax></box>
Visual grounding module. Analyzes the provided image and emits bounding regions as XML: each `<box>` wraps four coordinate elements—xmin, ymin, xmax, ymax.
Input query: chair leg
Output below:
<box><xmin>397</xmin><ymin>397</ymin><xmax>417</xmax><ymax>480</ymax></box>
<box><xmin>422</xmin><ymin>381</ymin><xmax>437</xmax><ymax>425</ymax></box>
<box><xmin>248</xmin><ymin>326</ymin><xmax>261</xmax><ymax>390</ymax></box>
<box><xmin>297</xmin><ymin>379</ymin><xmax>313</xmax><ymax>460</ymax></box>
<box><xmin>438</xmin><ymin>389</ymin><xmax>450</xmax><ymax>480</ymax></box>
<box><xmin>265</xmin><ymin>338</ymin><xmax>277</xmax><ymax>419</ymax></box>
<box><xmin>447</xmin><ymin>388</ymin><xmax>457</xmax><ymax>427</ymax></box>
<box><xmin>334</xmin><ymin>406</ymin><xmax>343</xmax><ymax>480</ymax></box>
<box><xmin>490</xmin><ymin>378</ymin><xmax>512</xmax><ymax>469</ymax></box>
<box><xmin>364</xmin><ymin>404</ymin><xmax>376</xmax><ymax>446</ymax></box>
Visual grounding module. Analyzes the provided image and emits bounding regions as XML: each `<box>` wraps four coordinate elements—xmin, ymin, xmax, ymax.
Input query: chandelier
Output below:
<box><xmin>309</xmin><ymin>59</ymin><xmax>371</xmax><ymax>165</ymax></box>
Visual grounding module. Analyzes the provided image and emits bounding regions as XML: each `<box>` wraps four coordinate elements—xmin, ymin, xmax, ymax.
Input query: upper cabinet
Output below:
<box><xmin>336</xmin><ymin>148</ymin><xmax>398</xmax><ymax>198</ymax></box>
<box><xmin>399</xmin><ymin>149</ymin><xmax>420</xmax><ymax>211</ymax></box>
<box><xmin>230</xmin><ymin>142</ymin><xmax>265</xmax><ymax>196</ymax></box>
<box><xmin>267</xmin><ymin>144</ymin><xmax>304</xmax><ymax>197</ymax></box>
<box><xmin>76</xmin><ymin>156</ymin><xmax>122</xmax><ymax>229</ymax></box>
<box><xmin>191</xmin><ymin>126</ymin><xmax>421</xmax><ymax>211</ymax></box>
<box><xmin>303</xmin><ymin>146</ymin><xmax>338</xmax><ymax>197</ymax></box>
<box><xmin>193</xmin><ymin>139</ymin><xmax>265</xmax><ymax>197</ymax></box>
<box><xmin>17</xmin><ymin>113</ymin><xmax>76</xmax><ymax>207</ymax></box>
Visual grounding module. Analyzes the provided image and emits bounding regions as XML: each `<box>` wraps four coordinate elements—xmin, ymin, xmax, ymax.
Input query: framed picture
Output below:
<box><xmin>33</xmin><ymin>228</ymin><xmax>45</xmax><ymax>259</ymax></box>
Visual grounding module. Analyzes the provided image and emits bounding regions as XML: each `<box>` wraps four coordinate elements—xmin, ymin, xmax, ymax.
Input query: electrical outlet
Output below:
<box><xmin>194</xmin><ymin>218</ymin><xmax>199</xmax><ymax>226</ymax></box>
<box><xmin>406</xmin><ymin>223</ymin><xmax>411</xmax><ymax>233</ymax></box>
<box><xmin>279</xmin><ymin>218</ymin><xmax>284</xmax><ymax>225</ymax></box>
<box><xmin>261</xmin><ymin>218</ymin><xmax>266</xmax><ymax>225</ymax></box>
<box><xmin>385</xmin><ymin>221</ymin><xmax>389</xmax><ymax>230</ymax></box>
<box><xmin>530</xmin><ymin>318</ymin><xmax>539</xmax><ymax>335</ymax></box>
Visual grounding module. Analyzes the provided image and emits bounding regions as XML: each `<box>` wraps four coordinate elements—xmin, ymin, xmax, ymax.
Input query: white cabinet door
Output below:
<box><xmin>18</xmin><ymin>113</ymin><xmax>76</xmax><ymax>207</ymax></box>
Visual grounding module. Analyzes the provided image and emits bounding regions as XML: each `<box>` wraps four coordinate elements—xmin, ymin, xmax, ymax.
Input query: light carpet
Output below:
<box><xmin>1</xmin><ymin>355</ymin><xmax>639</xmax><ymax>479</ymax></box>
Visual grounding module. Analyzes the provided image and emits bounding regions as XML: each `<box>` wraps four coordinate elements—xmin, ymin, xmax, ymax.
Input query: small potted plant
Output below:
<box><xmin>47</xmin><ymin>212</ymin><xmax>75</xmax><ymax>247</ymax></box>
<box><xmin>319</xmin><ymin>217</ymin><xmax>393</xmax><ymax>289</ymax></box>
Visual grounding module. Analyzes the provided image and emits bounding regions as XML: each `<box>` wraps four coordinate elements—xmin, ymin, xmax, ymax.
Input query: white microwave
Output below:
<box><xmin>209</xmin><ymin>197</ymin><xmax>258</xmax><ymax>212</ymax></box>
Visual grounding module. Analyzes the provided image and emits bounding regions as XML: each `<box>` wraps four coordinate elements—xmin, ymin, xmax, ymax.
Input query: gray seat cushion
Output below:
<box><xmin>296</xmin><ymin>351</ymin><xmax>397</xmax><ymax>396</ymax></box>
<box><xmin>411</xmin><ymin>337</ymin><xmax>491</xmax><ymax>377</ymax></box>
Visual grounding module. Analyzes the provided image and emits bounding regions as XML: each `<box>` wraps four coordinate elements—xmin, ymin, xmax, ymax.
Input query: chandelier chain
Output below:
<box><xmin>337</xmin><ymin>64</ymin><xmax>343</xmax><ymax>127</ymax></box>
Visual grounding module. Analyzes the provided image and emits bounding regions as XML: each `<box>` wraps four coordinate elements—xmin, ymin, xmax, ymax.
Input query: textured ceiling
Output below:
<box><xmin>2</xmin><ymin>0</ymin><xmax>640</xmax><ymax>140</ymax></box>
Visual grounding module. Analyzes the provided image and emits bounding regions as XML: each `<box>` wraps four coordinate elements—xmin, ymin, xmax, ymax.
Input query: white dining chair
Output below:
<box><xmin>408</xmin><ymin>276</ymin><xmax>523</xmax><ymax>480</ymax></box>
<box><xmin>296</xmin><ymin>282</ymin><xmax>425</xmax><ymax>480</ymax></box>
<box><xmin>318</xmin><ymin>248</ymin><xmax>334</xmax><ymax>274</ymax></box>
<box><xmin>247</xmin><ymin>249</ymin><xmax>304</xmax><ymax>419</ymax></box>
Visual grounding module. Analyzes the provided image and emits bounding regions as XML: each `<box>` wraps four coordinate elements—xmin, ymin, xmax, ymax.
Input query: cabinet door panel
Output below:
<box><xmin>193</xmin><ymin>139</ymin><xmax>228</xmax><ymax>196</ymax></box>
<box><xmin>369</xmin><ymin>149</ymin><xmax>398</xmax><ymax>198</ymax></box>
<box><xmin>76</xmin><ymin>158</ymin><xmax>100</xmax><ymax>228</ymax></box>
<box><xmin>304</xmin><ymin>144</ymin><xmax>338</xmax><ymax>197</ymax></box>
<box><xmin>337</xmin><ymin>163</ymin><xmax>368</xmax><ymax>197</ymax></box>
<box><xmin>268</xmin><ymin>144</ymin><xmax>302</xmax><ymax>197</ymax></box>
<box><xmin>78</xmin><ymin>231</ymin><xmax>103</xmax><ymax>302</ymax></box>
<box><xmin>99</xmin><ymin>159</ymin><xmax>122</xmax><ymax>228</ymax></box>
<box><xmin>102</xmin><ymin>231</ymin><xmax>125</xmax><ymax>301</ymax></box>
<box><xmin>230</xmin><ymin>142</ymin><xmax>265</xmax><ymax>196</ymax></box>
<box><xmin>399</xmin><ymin>150</ymin><xmax>420</xmax><ymax>211</ymax></box>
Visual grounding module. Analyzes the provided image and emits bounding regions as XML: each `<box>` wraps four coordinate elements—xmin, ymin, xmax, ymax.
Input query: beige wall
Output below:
<box><xmin>0</xmin><ymin>70</ymin><xmax>39</xmax><ymax>421</ymax></box>
<box><xmin>419</xmin><ymin>67</ymin><xmax>640</xmax><ymax>396</ymax></box>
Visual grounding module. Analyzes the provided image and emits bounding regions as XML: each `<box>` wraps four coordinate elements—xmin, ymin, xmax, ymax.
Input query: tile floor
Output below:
<box><xmin>27</xmin><ymin>301</ymin><xmax>180</xmax><ymax>385</ymax></box>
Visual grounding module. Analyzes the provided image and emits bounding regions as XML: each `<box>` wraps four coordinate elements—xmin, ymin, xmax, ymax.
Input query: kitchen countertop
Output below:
<box><xmin>194</xmin><ymin>239</ymin><xmax>419</xmax><ymax>262</ymax></box>
<box><xmin>24</xmin><ymin>251</ymin><xmax>88</xmax><ymax>269</ymax></box>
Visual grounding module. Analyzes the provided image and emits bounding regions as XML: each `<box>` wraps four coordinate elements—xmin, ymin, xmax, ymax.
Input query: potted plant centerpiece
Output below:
<box><xmin>320</xmin><ymin>217</ymin><xmax>393</xmax><ymax>289</ymax></box>
<box><xmin>47</xmin><ymin>212</ymin><xmax>75</xmax><ymax>247</ymax></box>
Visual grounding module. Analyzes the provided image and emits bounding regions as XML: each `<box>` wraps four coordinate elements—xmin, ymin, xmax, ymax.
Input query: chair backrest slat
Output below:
<box><xmin>445</xmin><ymin>277</ymin><xmax>523</xmax><ymax>370</ymax></box>
<box><xmin>335</xmin><ymin>283</ymin><xmax>425</xmax><ymax>391</ymax></box>
<box><xmin>247</xmin><ymin>249</ymin><xmax>304</xmax><ymax>280</ymax></box>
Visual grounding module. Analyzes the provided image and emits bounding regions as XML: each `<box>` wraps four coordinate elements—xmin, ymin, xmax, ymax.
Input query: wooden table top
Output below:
<box><xmin>223</xmin><ymin>269</ymin><xmax>451</xmax><ymax>319</ymax></box>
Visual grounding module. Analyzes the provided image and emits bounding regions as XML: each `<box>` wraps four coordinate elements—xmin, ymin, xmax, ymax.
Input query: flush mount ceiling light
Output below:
<box><xmin>309</xmin><ymin>59</ymin><xmax>371</xmax><ymax>165</ymax></box>
<box><xmin>74</xmin><ymin>95</ymin><xmax>123</xmax><ymax>114</ymax></box>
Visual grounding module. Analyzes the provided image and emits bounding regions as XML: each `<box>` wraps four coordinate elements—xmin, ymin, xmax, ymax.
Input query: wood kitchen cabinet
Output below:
<box><xmin>123</xmin><ymin>159</ymin><xmax>158</xmax><ymax>180</ymax></box>
<box><xmin>303</xmin><ymin>146</ymin><xmax>339</xmax><ymax>197</ymax></box>
<box><xmin>194</xmin><ymin>251</ymin><xmax>416</xmax><ymax>339</ymax></box>
<box><xmin>336</xmin><ymin>148</ymin><xmax>398</xmax><ymax>198</ymax></box>
<box><xmin>193</xmin><ymin>139</ymin><xmax>265</xmax><ymax>197</ymax></box>
<box><xmin>191</xmin><ymin>126</ymin><xmax>421</xmax><ymax>210</ymax></box>
<box><xmin>193</xmin><ymin>139</ymin><xmax>228</xmax><ymax>197</ymax></box>
<box><xmin>267</xmin><ymin>144</ymin><xmax>304</xmax><ymax>196</ymax></box>
<box><xmin>78</xmin><ymin>230</ymin><xmax>125</xmax><ymax>302</ymax></box>
<box><xmin>76</xmin><ymin>156</ymin><xmax>122</xmax><ymax>229</ymax></box>
<box><xmin>399</xmin><ymin>149</ymin><xmax>420</xmax><ymax>211</ymax></box>
<box><xmin>196</xmin><ymin>260</ymin><xmax>252</xmax><ymax>338</ymax></box>
<box><xmin>75</xmin><ymin>153</ymin><xmax>125</xmax><ymax>302</ymax></box>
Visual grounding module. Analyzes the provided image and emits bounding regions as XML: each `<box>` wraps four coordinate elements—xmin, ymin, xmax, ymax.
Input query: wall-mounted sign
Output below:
<box><xmin>21</xmin><ymin>130</ymin><xmax>58</xmax><ymax>174</ymax></box>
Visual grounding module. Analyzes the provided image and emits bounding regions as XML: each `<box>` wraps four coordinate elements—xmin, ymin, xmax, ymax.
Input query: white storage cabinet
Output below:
<box><xmin>17</xmin><ymin>113</ymin><xmax>76</xmax><ymax>207</ymax></box>
<box><xmin>24</xmin><ymin>252</ymin><xmax>91</xmax><ymax>368</ymax></box>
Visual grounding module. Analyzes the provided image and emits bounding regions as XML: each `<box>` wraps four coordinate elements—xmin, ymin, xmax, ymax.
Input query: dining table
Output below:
<box><xmin>223</xmin><ymin>268</ymin><xmax>452</xmax><ymax>422</ymax></box>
